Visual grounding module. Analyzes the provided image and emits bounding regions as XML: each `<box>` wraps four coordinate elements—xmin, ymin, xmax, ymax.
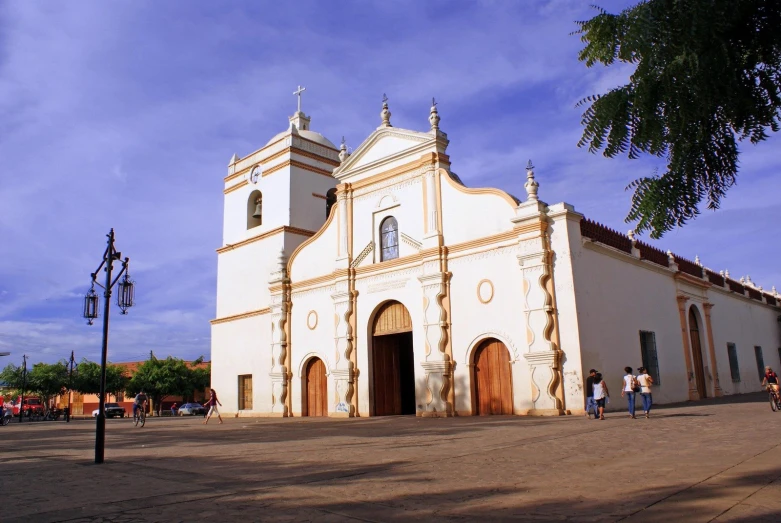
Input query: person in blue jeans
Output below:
<box><xmin>636</xmin><ymin>366</ymin><xmax>654</xmax><ymax>418</ymax></box>
<box><xmin>621</xmin><ymin>366</ymin><xmax>637</xmax><ymax>419</ymax></box>
<box><xmin>584</xmin><ymin>369</ymin><xmax>599</xmax><ymax>419</ymax></box>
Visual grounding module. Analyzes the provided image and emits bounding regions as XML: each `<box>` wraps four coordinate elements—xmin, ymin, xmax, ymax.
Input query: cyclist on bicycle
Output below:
<box><xmin>133</xmin><ymin>391</ymin><xmax>148</xmax><ymax>418</ymax></box>
<box><xmin>762</xmin><ymin>366</ymin><xmax>779</xmax><ymax>397</ymax></box>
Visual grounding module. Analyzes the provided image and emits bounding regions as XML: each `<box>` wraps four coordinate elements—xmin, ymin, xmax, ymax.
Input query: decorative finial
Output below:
<box><xmin>429</xmin><ymin>97</ymin><xmax>440</xmax><ymax>132</ymax></box>
<box><xmin>666</xmin><ymin>250</ymin><xmax>675</xmax><ymax>264</ymax></box>
<box><xmin>772</xmin><ymin>285</ymin><xmax>778</xmax><ymax>296</ymax></box>
<box><xmin>339</xmin><ymin>136</ymin><xmax>349</xmax><ymax>163</ymax></box>
<box><xmin>740</xmin><ymin>276</ymin><xmax>745</xmax><ymax>284</ymax></box>
<box><xmin>746</xmin><ymin>275</ymin><xmax>753</xmax><ymax>286</ymax></box>
<box><xmin>725</xmin><ymin>269</ymin><xmax>730</xmax><ymax>279</ymax></box>
<box><xmin>380</xmin><ymin>93</ymin><xmax>392</xmax><ymax>127</ymax></box>
<box><xmin>695</xmin><ymin>255</ymin><xmax>701</xmax><ymax>266</ymax></box>
<box><xmin>524</xmin><ymin>160</ymin><xmax>539</xmax><ymax>202</ymax></box>
<box><xmin>627</xmin><ymin>230</ymin><xmax>635</xmax><ymax>241</ymax></box>
<box><xmin>228</xmin><ymin>153</ymin><xmax>239</xmax><ymax>166</ymax></box>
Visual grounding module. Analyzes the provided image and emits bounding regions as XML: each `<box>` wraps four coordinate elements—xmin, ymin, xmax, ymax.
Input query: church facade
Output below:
<box><xmin>210</xmin><ymin>98</ymin><xmax>781</xmax><ymax>417</ymax></box>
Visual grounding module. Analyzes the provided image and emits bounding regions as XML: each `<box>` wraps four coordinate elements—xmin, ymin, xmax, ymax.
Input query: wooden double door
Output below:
<box><xmin>305</xmin><ymin>358</ymin><xmax>328</xmax><ymax>417</ymax></box>
<box><xmin>372</xmin><ymin>332</ymin><xmax>416</xmax><ymax>415</ymax></box>
<box><xmin>689</xmin><ymin>309</ymin><xmax>707</xmax><ymax>399</ymax></box>
<box><xmin>473</xmin><ymin>338</ymin><xmax>513</xmax><ymax>415</ymax></box>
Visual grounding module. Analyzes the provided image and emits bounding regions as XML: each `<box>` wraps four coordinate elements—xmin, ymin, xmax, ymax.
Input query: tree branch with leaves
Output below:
<box><xmin>575</xmin><ymin>0</ymin><xmax>781</xmax><ymax>237</ymax></box>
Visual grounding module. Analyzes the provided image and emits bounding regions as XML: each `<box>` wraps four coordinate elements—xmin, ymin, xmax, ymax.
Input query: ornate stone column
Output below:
<box><xmin>335</xmin><ymin>185</ymin><xmax>351</xmax><ymax>269</ymax></box>
<box><xmin>702</xmin><ymin>302</ymin><xmax>723</xmax><ymax>397</ymax></box>
<box><xmin>418</xmin><ymin>265</ymin><xmax>453</xmax><ymax>417</ymax></box>
<box><xmin>331</xmin><ymin>278</ymin><xmax>355</xmax><ymax>417</ymax></box>
<box><xmin>513</xmin><ymin>163</ymin><xmax>564</xmax><ymax>416</ymax></box>
<box><xmin>676</xmin><ymin>295</ymin><xmax>699</xmax><ymax>400</ymax></box>
<box><xmin>268</xmin><ymin>249</ymin><xmax>290</xmax><ymax>416</ymax></box>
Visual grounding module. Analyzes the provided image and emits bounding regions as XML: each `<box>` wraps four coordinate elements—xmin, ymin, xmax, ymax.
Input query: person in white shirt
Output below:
<box><xmin>621</xmin><ymin>366</ymin><xmax>638</xmax><ymax>419</ymax></box>
<box><xmin>592</xmin><ymin>373</ymin><xmax>609</xmax><ymax>420</ymax></box>
<box><xmin>636</xmin><ymin>366</ymin><xmax>654</xmax><ymax>418</ymax></box>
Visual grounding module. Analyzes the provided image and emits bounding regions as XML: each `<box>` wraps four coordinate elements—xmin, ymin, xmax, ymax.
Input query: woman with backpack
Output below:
<box><xmin>636</xmin><ymin>367</ymin><xmax>654</xmax><ymax>418</ymax></box>
<box><xmin>621</xmin><ymin>366</ymin><xmax>639</xmax><ymax>419</ymax></box>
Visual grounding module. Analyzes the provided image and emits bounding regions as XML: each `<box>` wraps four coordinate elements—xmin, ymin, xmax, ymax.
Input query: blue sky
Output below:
<box><xmin>1</xmin><ymin>1</ymin><xmax>779</xmax><ymax>366</ymax></box>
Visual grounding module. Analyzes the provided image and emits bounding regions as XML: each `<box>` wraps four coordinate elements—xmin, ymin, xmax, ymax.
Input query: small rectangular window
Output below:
<box><xmin>238</xmin><ymin>374</ymin><xmax>253</xmax><ymax>410</ymax></box>
<box><xmin>755</xmin><ymin>346</ymin><xmax>765</xmax><ymax>383</ymax></box>
<box><xmin>727</xmin><ymin>343</ymin><xmax>740</xmax><ymax>383</ymax></box>
<box><xmin>639</xmin><ymin>331</ymin><xmax>660</xmax><ymax>385</ymax></box>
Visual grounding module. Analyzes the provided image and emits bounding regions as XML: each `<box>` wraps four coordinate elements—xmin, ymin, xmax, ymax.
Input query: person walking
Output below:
<box><xmin>204</xmin><ymin>389</ymin><xmax>223</xmax><ymax>425</ymax></box>
<box><xmin>593</xmin><ymin>373</ymin><xmax>609</xmax><ymax>420</ymax></box>
<box><xmin>636</xmin><ymin>367</ymin><xmax>654</xmax><ymax>418</ymax></box>
<box><xmin>621</xmin><ymin>366</ymin><xmax>638</xmax><ymax>419</ymax></box>
<box><xmin>584</xmin><ymin>369</ymin><xmax>599</xmax><ymax>419</ymax></box>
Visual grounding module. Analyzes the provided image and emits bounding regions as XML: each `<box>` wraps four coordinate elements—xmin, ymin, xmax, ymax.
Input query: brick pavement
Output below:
<box><xmin>2</xmin><ymin>394</ymin><xmax>781</xmax><ymax>522</ymax></box>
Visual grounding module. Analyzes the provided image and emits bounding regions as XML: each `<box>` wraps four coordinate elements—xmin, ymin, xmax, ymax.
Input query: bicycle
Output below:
<box><xmin>133</xmin><ymin>403</ymin><xmax>146</xmax><ymax>427</ymax></box>
<box><xmin>768</xmin><ymin>387</ymin><xmax>781</xmax><ymax>412</ymax></box>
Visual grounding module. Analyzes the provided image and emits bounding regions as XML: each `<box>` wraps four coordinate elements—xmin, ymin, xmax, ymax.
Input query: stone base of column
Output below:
<box><xmin>714</xmin><ymin>386</ymin><xmax>724</xmax><ymax>397</ymax></box>
<box><xmin>266</xmin><ymin>412</ymin><xmax>287</xmax><ymax>418</ymax></box>
<box><xmin>329</xmin><ymin>411</ymin><xmax>351</xmax><ymax>418</ymax></box>
<box><xmin>331</xmin><ymin>369</ymin><xmax>355</xmax><ymax>417</ymax></box>
<box><xmin>420</xmin><ymin>360</ymin><xmax>453</xmax><ymax>417</ymax></box>
<box><xmin>688</xmin><ymin>388</ymin><xmax>701</xmax><ymax>401</ymax></box>
<box><xmin>420</xmin><ymin>410</ymin><xmax>452</xmax><ymax>418</ymax></box>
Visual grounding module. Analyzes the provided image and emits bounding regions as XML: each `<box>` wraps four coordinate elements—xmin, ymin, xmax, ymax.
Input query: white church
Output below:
<box><xmin>210</xmin><ymin>91</ymin><xmax>781</xmax><ymax>417</ymax></box>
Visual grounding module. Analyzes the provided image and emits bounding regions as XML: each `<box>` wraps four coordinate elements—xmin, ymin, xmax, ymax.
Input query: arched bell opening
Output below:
<box><xmin>247</xmin><ymin>190</ymin><xmax>262</xmax><ymax>229</ymax></box>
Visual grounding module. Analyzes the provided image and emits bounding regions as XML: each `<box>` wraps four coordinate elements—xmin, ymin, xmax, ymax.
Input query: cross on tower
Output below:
<box><xmin>293</xmin><ymin>85</ymin><xmax>306</xmax><ymax>113</ymax></box>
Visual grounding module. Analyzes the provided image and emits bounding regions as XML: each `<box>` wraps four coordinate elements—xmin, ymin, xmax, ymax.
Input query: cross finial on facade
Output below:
<box><xmin>382</xmin><ymin>93</ymin><xmax>388</xmax><ymax>104</ymax></box>
<box><xmin>293</xmin><ymin>85</ymin><xmax>306</xmax><ymax>112</ymax></box>
<box><xmin>432</xmin><ymin>97</ymin><xmax>437</xmax><ymax>107</ymax></box>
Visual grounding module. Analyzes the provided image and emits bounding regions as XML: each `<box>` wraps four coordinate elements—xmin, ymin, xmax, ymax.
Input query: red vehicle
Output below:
<box><xmin>12</xmin><ymin>397</ymin><xmax>44</xmax><ymax>417</ymax></box>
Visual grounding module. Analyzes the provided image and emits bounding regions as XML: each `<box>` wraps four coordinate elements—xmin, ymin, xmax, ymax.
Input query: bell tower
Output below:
<box><xmin>211</xmin><ymin>89</ymin><xmax>340</xmax><ymax>415</ymax></box>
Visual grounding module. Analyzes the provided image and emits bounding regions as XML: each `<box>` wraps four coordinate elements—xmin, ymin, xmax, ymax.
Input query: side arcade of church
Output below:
<box><xmin>210</xmin><ymin>99</ymin><xmax>781</xmax><ymax>418</ymax></box>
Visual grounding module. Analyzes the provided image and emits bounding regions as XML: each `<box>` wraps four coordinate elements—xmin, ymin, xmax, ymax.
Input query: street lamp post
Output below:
<box><xmin>19</xmin><ymin>355</ymin><xmax>27</xmax><ymax>424</ymax></box>
<box><xmin>83</xmin><ymin>228</ymin><xmax>134</xmax><ymax>464</ymax></box>
<box><xmin>66</xmin><ymin>351</ymin><xmax>75</xmax><ymax>423</ymax></box>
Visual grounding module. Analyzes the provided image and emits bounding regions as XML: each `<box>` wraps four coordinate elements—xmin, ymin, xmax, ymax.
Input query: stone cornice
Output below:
<box><xmin>210</xmin><ymin>307</ymin><xmax>271</xmax><ymax>325</ymax></box>
<box><xmin>216</xmin><ymin>226</ymin><xmax>315</xmax><ymax>254</ymax></box>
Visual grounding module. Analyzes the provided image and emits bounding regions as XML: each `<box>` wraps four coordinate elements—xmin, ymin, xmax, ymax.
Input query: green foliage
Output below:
<box><xmin>27</xmin><ymin>361</ymin><xmax>69</xmax><ymax>406</ymax></box>
<box><xmin>0</xmin><ymin>363</ymin><xmax>25</xmax><ymax>390</ymax></box>
<box><xmin>126</xmin><ymin>355</ymin><xmax>209</xmax><ymax>413</ymax></box>
<box><xmin>73</xmin><ymin>359</ymin><xmax>128</xmax><ymax>399</ymax></box>
<box><xmin>575</xmin><ymin>1</ymin><xmax>781</xmax><ymax>237</ymax></box>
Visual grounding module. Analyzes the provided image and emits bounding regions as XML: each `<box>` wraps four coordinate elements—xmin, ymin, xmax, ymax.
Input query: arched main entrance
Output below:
<box><xmin>304</xmin><ymin>358</ymin><xmax>328</xmax><ymax>417</ymax></box>
<box><xmin>689</xmin><ymin>308</ymin><xmax>707</xmax><ymax>399</ymax></box>
<box><xmin>473</xmin><ymin>338</ymin><xmax>513</xmax><ymax>415</ymax></box>
<box><xmin>371</xmin><ymin>301</ymin><xmax>415</xmax><ymax>416</ymax></box>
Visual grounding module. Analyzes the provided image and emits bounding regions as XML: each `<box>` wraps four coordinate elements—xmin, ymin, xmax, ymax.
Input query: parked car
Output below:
<box><xmin>178</xmin><ymin>402</ymin><xmax>206</xmax><ymax>416</ymax></box>
<box><xmin>12</xmin><ymin>397</ymin><xmax>44</xmax><ymax>417</ymax></box>
<box><xmin>91</xmin><ymin>403</ymin><xmax>127</xmax><ymax>418</ymax></box>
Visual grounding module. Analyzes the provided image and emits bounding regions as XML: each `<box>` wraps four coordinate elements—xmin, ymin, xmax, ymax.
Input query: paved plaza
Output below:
<box><xmin>3</xmin><ymin>394</ymin><xmax>781</xmax><ymax>522</ymax></box>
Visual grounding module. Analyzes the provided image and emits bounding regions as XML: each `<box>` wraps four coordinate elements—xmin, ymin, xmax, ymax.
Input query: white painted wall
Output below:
<box><xmin>707</xmin><ymin>289</ymin><xmax>781</xmax><ymax>394</ymax></box>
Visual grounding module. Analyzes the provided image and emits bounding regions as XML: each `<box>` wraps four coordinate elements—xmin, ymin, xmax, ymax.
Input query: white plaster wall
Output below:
<box><xmin>289</xmin><ymin>216</ymin><xmax>338</xmax><ymax>282</ymax></box>
<box><xmin>707</xmin><ymin>289</ymin><xmax>781</xmax><ymax>394</ymax></box>
<box><xmin>570</xmin><ymin>243</ymin><xmax>687</xmax><ymax>406</ymax></box>
<box><xmin>210</xmin><ymin>315</ymin><xmax>271</xmax><ymax>416</ymax></box>
<box><xmin>447</xmin><ymin>245</ymin><xmax>530</xmax><ymax>414</ymax></box>
<box><xmin>215</xmin><ymin>236</ymin><xmax>284</xmax><ymax>318</ymax></box>
<box><xmin>439</xmin><ymin>172</ymin><xmax>517</xmax><ymax>245</ymax></box>
<box><xmin>289</xmin><ymin>164</ymin><xmax>337</xmax><ymax>233</ymax></box>
<box><xmin>288</xmin><ymin>285</ymin><xmax>337</xmax><ymax>416</ymax></box>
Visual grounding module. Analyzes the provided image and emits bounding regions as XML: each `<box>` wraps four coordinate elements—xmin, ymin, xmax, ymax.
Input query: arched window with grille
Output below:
<box><xmin>379</xmin><ymin>216</ymin><xmax>399</xmax><ymax>261</ymax></box>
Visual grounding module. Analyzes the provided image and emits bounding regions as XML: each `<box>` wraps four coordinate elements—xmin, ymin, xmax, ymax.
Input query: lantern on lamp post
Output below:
<box><xmin>83</xmin><ymin>285</ymin><xmax>99</xmax><ymax>325</ymax></box>
<box><xmin>117</xmin><ymin>273</ymin><xmax>135</xmax><ymax>314</ymax></box>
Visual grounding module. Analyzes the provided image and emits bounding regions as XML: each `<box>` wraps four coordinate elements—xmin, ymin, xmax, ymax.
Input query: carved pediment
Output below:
<box><xmin>334</xmin><ymin>127</ymin><xmax>447</xmax><ymax>183</ymax></box>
